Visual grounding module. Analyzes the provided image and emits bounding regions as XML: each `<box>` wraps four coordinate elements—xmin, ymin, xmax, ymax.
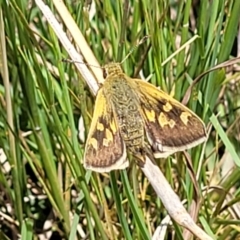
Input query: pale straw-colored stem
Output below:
<box><xmin>142</xmin><ymin>156</ymin><xmax>213</xmax><ymax>240</ymax></box>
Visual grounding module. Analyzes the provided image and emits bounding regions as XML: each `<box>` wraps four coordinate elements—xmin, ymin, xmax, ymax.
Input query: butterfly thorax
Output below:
<box><xmin>103</xmin><ymin>66</ymin><xmax>146</xmax><ymax>163</ymax></box>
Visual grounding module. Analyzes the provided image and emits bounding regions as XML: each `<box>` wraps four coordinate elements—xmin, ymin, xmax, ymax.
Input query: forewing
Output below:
<box><xmin>135</xmin><ymin>79</ymin><xmax>207</xmax><ymax>158</ymax></box>
<box><xmin>84</xmin><ymin>88</ymin><xmax>128</xmax><ymax>172</ymax></box>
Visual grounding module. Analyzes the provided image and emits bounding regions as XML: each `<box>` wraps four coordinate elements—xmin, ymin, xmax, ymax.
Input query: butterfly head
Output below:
<box><xmin>103</xmin><ymin>63</ymin><xmax>123</xmax><ymax>79</ymax></box>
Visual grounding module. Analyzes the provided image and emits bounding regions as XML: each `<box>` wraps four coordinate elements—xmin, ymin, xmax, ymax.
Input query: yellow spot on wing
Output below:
<box><xmin>180</xmin><ymin>112</ymin><xmax>192</xmax><ymax>125</ymax></box>
<box><xmin>103</xmin><ymin>139</ymin><xmax>108</xmax><ymax>146</ymax></box>
<box><xmin>163</xmin><ymin>102</ymin><xmax>172</xmax><ymax>112</ymax></box>
<box><xmin>110</xmin><ymin>120</ymin><xmax>117</xmax><ymax>133</ymax></box>
<box><xmin>89</xmin><ymin>138</ymin><xmax>98</xmax><ymax>150</ymax></box>
<box><xmin>103</xmin><ymin>129</ymin><xmax>113</xmax><ymax>146</ymax></box>
<box><xmin>169</xmin><ymin>119</ymin><xmax>175</xmax><ymax>128</ymax></box>
<box><xmin>97</xmin><ymin>122</ymin><xmax>104</xmax><ymax>131</ymax></box>
<box><xmin>105</xmin><ymin>128</ymin><xmax>113</xmax><ymax>141</ymax></box>
<box><xmin>144</xmin><ymin>109</ymin><xmax>155</xmax><ymax>122</ymax></box>
<box><xmin>158</xmin><ymin>112</ymin><xmax>175</xmax><ymax>128</ymax></box>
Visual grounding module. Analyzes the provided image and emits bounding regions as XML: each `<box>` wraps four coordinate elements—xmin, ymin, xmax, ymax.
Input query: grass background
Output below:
<box><xmin>1</xmin><ymin>0</ymin><xmax>240</xmax><ymax>239</ymax></box>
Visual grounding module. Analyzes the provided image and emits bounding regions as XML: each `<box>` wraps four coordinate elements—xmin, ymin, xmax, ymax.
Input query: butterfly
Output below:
<box><xmin>83</xmin><ymin>63</ymin><xmax>206</xmax><ymax>172</ymax></box>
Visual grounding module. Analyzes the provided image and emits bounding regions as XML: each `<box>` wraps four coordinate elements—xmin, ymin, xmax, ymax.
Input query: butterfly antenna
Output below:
<box><xmin>62</xmin><ymin>58</ymin><xmax>103</xmax><ymax>69</ymax></box>
<box><xmin>120</xmin><ymin>35</ymin><xmax>150</xmax><ymax>64</ymax></box>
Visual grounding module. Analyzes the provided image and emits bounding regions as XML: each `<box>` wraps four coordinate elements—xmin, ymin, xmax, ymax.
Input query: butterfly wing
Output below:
<box><xmin>134</xmin><ymin>79</ymin><xmax>207</xmax><ymax>158</ymax></box>
<box><xmin>84</xmin><ymin>88</ymin><xmax>128</xmax><ymax>172</ymax></box>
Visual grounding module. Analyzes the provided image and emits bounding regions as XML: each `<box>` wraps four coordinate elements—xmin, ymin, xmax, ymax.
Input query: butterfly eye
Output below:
<box><xmin>103</xmin><ymin>68</ymin><xmax>107</xmax><ymax>78</ymax></box>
